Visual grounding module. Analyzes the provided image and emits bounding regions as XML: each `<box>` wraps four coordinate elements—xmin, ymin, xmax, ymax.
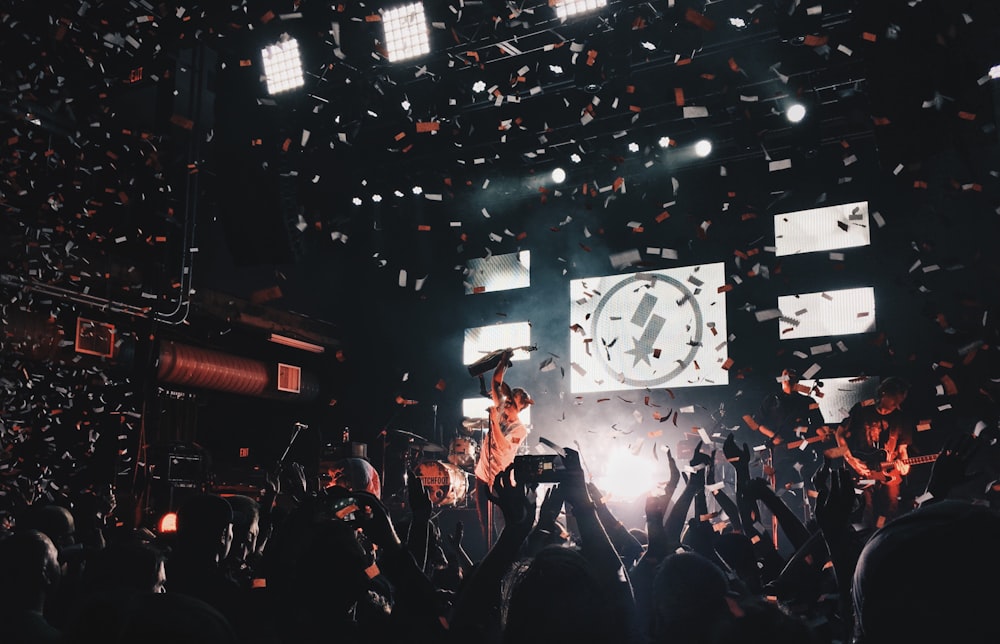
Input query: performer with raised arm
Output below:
<box><xmin>472</xmin><ymin>348</ymin><xmax>533</xmax><ymax>548</ymax></box>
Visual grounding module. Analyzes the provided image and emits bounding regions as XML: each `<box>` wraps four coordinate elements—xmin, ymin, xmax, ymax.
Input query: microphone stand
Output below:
<box><xmin>276</xmin><ymin>422</ymin><xmax>307</xmax><ymax>477</ymax></box>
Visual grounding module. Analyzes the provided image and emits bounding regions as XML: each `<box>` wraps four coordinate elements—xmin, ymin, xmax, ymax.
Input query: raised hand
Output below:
<box><xmin>493</xmin><ymin>464</ymin><xmax>535</xmax><ymax>533</ymax></box>
<box><xmin>666</xmin><ymin>446</ymin><xmax>681</xmax><ymax>485</ymax></box>
<box><xmin>407</xmin><ymin>467</ymin><xmax>433</xmax><ymax>522</ymax></box>
<box><xmin>537</xmin><ymin>484</ymin><xmax>565</xmax><ymax>528</ymax></box>
<box><xmin>925</xmin><ymin>432</ymin><xmax>980</xmax><ymax>501</ymax></box>
<box><xmin>814</xmin><ymin>464</ymin><xmax>857</xmax><ymax>535</ymax></box>
<box><xmin>686</xmin><ymin>441</ymin><xmax>712</xmax><ymax>487</ymax></box>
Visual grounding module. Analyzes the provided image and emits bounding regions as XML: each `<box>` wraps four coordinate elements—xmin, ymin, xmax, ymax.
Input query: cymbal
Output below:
<box><xmin>392</xmin><ymin>429</ymin><xmax>445</xmax><ymax>453</ymax></box>
<box><xmin>461</xmin><ymin>417</ymin><xmax>489</xmax><ymax>430</ymax></box>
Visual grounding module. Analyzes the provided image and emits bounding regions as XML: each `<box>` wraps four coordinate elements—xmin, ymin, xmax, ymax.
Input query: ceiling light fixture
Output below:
<box><xmin>551</xmin><ymin>167</ymin><xmax>567</xmax><ymax>183</ymax></box>
<box><xmin>786</xmin><ymin>102</ymin><xmax>807</xmax><ymax>123</ymax></box>
<box><xmin>382</xmin><ymin>2</ymin><xmax>430</xmax><ymax>63</ymax></box>
<box><xmin>261</xmin><ymin>34</ymin><xmax>304</xmax><ymax>95</ymax></box>
<box><xmin>555</xmin><ymin>0</ymin><xmax>608</xmax><ymax>20</ymax></box>
<box><xmin>695</xmin><ymin>139</ymin><xmax>713</xmax><ymax>157</ymax></box>
<box><xmin>269</xmin><ymin>333</ymin><xmax>326</xmax><ymax>354</ymax></box>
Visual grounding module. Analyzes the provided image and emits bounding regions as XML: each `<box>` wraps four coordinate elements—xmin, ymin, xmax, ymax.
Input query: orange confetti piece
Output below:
<box><xmin>958</xmin><ymin>111</ymin><xmax>976</xmax><ymax>121</ymax></box>
<box><xmin>721</xmin><ymin>358</ymin><xmax>734</xmax><ymax>370</ymax></box>
<box><xmin>803</xmin><ymin>34</ymin><xmax>828</xmax><ymax>46</ymax></box>
<box><xmin>728</xmin><ymin>57</ymin><xmax>741</xmax><ymax>72</ymax></box>
<box><xmin>417</xmin><ymin>224</ymin><xmax>431</xmax><ymax>231</ymax></box>
<box><xmin>674</xmin><ymin>87</ymin><xmax>685</xmax><ymax>106</ymax></box>
<box><xmin>685</xmin><ymin>8</ymin><xmax>715</xmax><ymax>30</ymax></box>
<box><xmin>415</xmin><ymin>121</ymin><xmax>440</xmax><ymax>133</ymax></box>
<box><xmin>655</xmin><ymin>210</ymin><xmax>670</xmax><ymax>223</ymax></box>
<box><xmin>612</xmin><ymin>177</ymin><xmax>625</xmax><ymax>192</ymax></box>
<box><xmin>335</xmin><ymin>349</ymin><xmax>346</xmax><ymax>362</ymax></box>
<box><xmin>260</xmin><ymin>10</ymin><xmax>276</xmax><ymax>23</ymax></box>
<box><xmin>239</xmin><ymin>59</ymin><xmax>252</xmax><ymax>67</ymax></box>
<box><xmin>394</xmin><ymin>131</ymin><xmax>407</xmax><ymax>141</ymax></box>
<box><xmin>872</xmin><ymin>116</ymin><xmax>891</xmax><ymax>126</ymax></box>
<box><xmin>435</xmin><ymin>379</ymin><xmax>447</xmax><ymax>391</ymax></box>
<box><xmin>365</xmin><ymin>13</ymin><xmax>382</xmax><ymax>22</ymax></box>
<box><xmin>862</xmin><ymin>32</ymin><xmax>877</xmax><ymax>42</ymax></box>
<box><xmin>629</xmin><ymin>105</ymin><xmax>642</xmax><ymax>113</ymax></box>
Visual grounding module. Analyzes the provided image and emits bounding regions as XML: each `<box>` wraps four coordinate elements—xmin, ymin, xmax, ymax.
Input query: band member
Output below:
<box><xmin>835</xmin><ymin>376</ymin><xmax>915</xmax><ymax>530</ymax></box>
<box><xmin>473</xmin><ymin>348</ymin><xmax>533</xmax><ymax>546</ymax></box>
<box><xmin>755</xmin><ymin>368</ymin><xmax>827</xmax><ymax>488</ymax></box>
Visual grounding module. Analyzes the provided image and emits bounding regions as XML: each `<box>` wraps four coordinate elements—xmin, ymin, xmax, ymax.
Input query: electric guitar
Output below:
<box><xmin>852</xmin><ymin>449</ymin><xmax>939</xmax><ymax>485</ymax></box>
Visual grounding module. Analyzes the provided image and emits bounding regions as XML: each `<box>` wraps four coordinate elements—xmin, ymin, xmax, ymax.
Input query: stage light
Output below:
<box><xmin>570</xmin><ymin>153</ymin><xmax>582</xmax><ymax>163</ymax></box>
<box><xmin>555</xmin><ymin>0</ymin><xmax>608</xmax><ymax>20</ymax></box>
<box><xmin>269</xmin><ymin>333</ymin><xmax>326</xmax><ymax>354</ymax></box>
<box><xmin>591</xmin><ymin>445</ymin><xmax>660</xmax><ymax>502</ymax></box>
<box><xmin>628</xmin><ymin>142</ymin><xmax>639</xmax><ymax>153</ymax></box>
<box><xmin>786</xmin><ymin>102</ymin><xmax>807</xmax><ymax>123</ymax></box>
<box><xmin>472</xmin><ymin>80</ymin><xmax>486</xmax><ymax>93</ymax></box>
<box><xmin>551</xmin><ymin>167</ymin><xmax>567</xmax><ymax>183</ymax></box>
<box><xmin>382</xmin><ymin>2</ymin><xmax>431</xmax><ymax>63</ymax></box>
<box><xmin>352</xmin><ymin>196</ymin><xmax>363</xmax><ymax>206</ymax></box>
<box><xmin>372</xmin><ymin>193</ymin><xmax>383</xmax><ymax>203</ymax></box>
<box><xmin>261</xmin><ymin>35</ymin><xmax>304</xmax><ymax>95</ymax></box>
<box><xmin>694</xmin><ymin>139</ymin><xmax>712</xmax><ymax>157</ymax></box>
<box><xmin>411</xmin><ymin>185</ymin><xmax>423</xmax><ymax>195</ymax></box>
<box><xmin>157</xmin><ymin>512</ymin><xmax>178</xmax><ymax>533</ymax></box>
<box><xmin>658</xmin><ymin>136</ymin><xmax>672</xmax><ymax>148</ymax></box>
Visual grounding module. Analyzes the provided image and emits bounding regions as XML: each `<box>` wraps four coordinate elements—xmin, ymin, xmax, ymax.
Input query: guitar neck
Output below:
<box><xmin>895</xmin><ymin>454</ymin><xmax>939</xmax><ymax>466</ymax></box>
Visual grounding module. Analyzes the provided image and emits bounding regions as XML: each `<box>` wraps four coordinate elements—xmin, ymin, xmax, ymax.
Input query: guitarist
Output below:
<box><xmin>835</xmin><ymin>376</ymin><xmax>915</xmax><ymax>530</ymax></box>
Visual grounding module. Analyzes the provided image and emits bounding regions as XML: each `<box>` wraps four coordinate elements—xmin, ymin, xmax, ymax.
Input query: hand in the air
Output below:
<box><xmin>492</xmin><ymin>464</ymin><xmax>535</xmax><ymax>532</ymax></box>
<box><xmin>814</xmin><ymin>463</ymin><xmax>857</xmax><ymax>535</ymax></box>
<box><xmin>407</xmin><ymin>468</ymin><xmax>433</xmax><ymax>522</ymax></box>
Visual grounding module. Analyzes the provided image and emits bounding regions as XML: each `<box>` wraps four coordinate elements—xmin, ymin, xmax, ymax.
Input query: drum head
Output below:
<box><xmin>414</xmin><ymin>461</ymin><xmax>469</xmax><ymax>506</ymax></box>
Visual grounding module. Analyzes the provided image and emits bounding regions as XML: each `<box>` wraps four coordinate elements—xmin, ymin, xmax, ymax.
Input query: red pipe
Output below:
<box><xmin>156</xmin><ymin>340</ymin><xmax>271</xmax><ymax>397</ymax></box>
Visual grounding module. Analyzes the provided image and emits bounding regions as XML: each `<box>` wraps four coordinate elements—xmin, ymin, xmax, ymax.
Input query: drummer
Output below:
<box><xmin>473</xmin><ymin>348</ymin><xmax>533</xmax><ymax>545</ymax></box>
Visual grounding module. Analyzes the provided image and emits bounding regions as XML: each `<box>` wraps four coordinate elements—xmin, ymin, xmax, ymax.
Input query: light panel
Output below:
<box><xmin>555</xmin><ymin>0</ymin><xmax>608</xmax><ymax>19</ymax></box>
<box><xmin>463</xmin><ymin>322</ymin><xmax>533</xmax><ymax>366</ymax></box>
<box><xmin>261</xmin><ymin>36</ymin><xmax>304</xmax><ymax>95</ymax></box>
<box><xmin>383</xmin><ymin>2</ymin><xmax>430</xmax><ymax>62</ymax></box>
<box><xmin>777</xmin><ymin>287</ymin><xmax>876</xmax><ymax>339</ymax></box>
<box><xmin>569</xmin><ymin>263</ymin><xmax>729</xmax><ymax>393</ymax></box>
<box><xmin>774</xmin><ymin>201</ymin><xmax>871</xmax><ymax>257</ymax></box>
<box><xmin>464</xmin><ymin>250</ymin><xmax>530</xmax><ymax>295</ymax></box>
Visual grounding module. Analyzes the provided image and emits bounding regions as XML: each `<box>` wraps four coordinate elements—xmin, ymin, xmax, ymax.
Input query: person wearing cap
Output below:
<box><xmin>473</xmin><ymin>347</ymin><xmax>533</xmax><ymax>546</ymax></box>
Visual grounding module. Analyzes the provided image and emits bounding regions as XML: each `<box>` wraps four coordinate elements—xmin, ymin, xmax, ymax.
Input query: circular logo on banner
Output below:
<box><xmin>589</xmin><ymin>272</ymin><xmax>704</xmax><ymax>388</ymax></box>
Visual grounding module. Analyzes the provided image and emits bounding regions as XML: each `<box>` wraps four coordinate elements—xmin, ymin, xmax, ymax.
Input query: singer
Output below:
<box><xmin>473</xmin><ymin>347</ymin><xmax>533</xmax><ymax>547</ymax></box>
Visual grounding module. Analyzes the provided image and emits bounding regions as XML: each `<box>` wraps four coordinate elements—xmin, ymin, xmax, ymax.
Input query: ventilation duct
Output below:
<box><xmin>156</xmin><ymin>340</ymin><xmax>320</xmax><ymax>402</ymax></box>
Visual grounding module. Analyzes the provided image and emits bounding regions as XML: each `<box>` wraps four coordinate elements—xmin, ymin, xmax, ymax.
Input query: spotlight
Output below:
<box><xmin>372</xmin><ymin>194</ymin><xmax>383</xmax><ymax>203</ymax></box>
<box><xmin>472</xmin><ymin>80</ymin><xmax>486</xmax><ymax>93</ymax></box>
<box><xmin>628</xmin><ymin>142</ymin><xmax>639</xmax><ymax>153</ymax></box>
<box><xmin>990</xmin><ymin>64</ymin><xmax>1000</xmax><ymax>80</ymax></box>
<box><xmin>261</xmin><ymin>35</ymin><xmax>304</xmax><ymax>95</ymax></box>
<box><xmin>352</xmin><ymin>196</ymin><xmax>363</xmax><ymax>206</ymax></box>
<box><xmin>551</xmin><ymin>167</ymin><xmax>566</xmax><ymax>183</ymax></box>
<box><xmin>658</xmin><ymin>136</ymin><xmax>672</xmax><ymax>148</ymax></box>
<box><xmin>786</xmin><ymin>102</ymin><xmax>807</xmax><ymax>123</ymax></box>
<box><xmin>382</xmin><ymin>2</ymin><xmax>431</xmax><ymax>62</ymax></box>
<box><xmin>411</xmin><ymin>185</ymin><xmax>423</xmax><ymax>195</ymax></box>
<box><xmin>570</xmin><ymin>153</ymin><xmax>582</xmax><ymax>163</ymax></box>
<box><xmin>694</xmin><ymin>139</ymin><xmax>713</xmax><ymax>157</ymax></box>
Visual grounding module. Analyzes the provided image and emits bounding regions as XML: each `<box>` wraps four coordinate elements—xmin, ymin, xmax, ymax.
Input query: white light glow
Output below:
<box><xmin>592</xmin><ymin>446</ymin><xmax>661</xmax><ymax>503</ymax></box>
<box><xmin>694</xmin><ymin>139</ymin><xmax>712</xmax><ymax>157</ymax></box>
<box><xmin>412</xmin><ymin>185</ymin><xmax>423</xmax><ymax>195</ymax></box>
<box><xmin>786</xmin><ymin>102</ymin><xmax>807</xmax><ymax>123</ymax></box>
<box><xmin>570</xmin><ymin>153</ymin><xmax>582</xmax><ymax>163</ymax></box>
<box><xmin>464</xmin><ymin>322</ymin><xmax>533</xmax><ymax>366</ymax></box>
<box><xmin>352</xmin><ymin>196</ymin><xmax>363</xmax><ymax>206</ymax></box>
<box><xmin>628</xmin><ymin>142</ymin><xmax>639</xmax><ymax>153</ymax></box>
<box><xmin>472</xmin><ymin>80</ymin><xmax>486</xmax><ymax>93</ymax></box>
<box><xmin>261</xmin><ymin>36</ymin><xmax>304</xmax><ymax>95</ymax></box>
<box><xmin>372</xmin><ymin>194</ymin><xmax>382</xmax><ymax>203</ymax></box>
<box><xmin>383</xmin><ymin>2</ymin><xmax>431</xmax><ymax>62</ymax></box>
<box><xmin>774</xmin><ymin>201</ymin><xmax>871</xmax><ymax>257</ymax></box>
<box><xmin>729</xmin><ymin>17</ymin><xmax>747</xmax><ymax>28</ymax></box>
<box><xmin>465</xmin><ymin>251</ymin><xmax>531</xmax><ymax>295</ymax></box>
<box><xmin>776</xmin><ymin>287</ymin><xmax>876</xmax><ymax>339</ymax></box>
<box><xmin>552</xmin><ymin>167</ymin><xmax>566</xmax><ymax>183</ymax></box>
<box><xmin>990</xmin><ymin>64</ymin><xmax>1000</xmax><ymax>80</ymax></box>
<box><xmin>554</xmin><ymin>0</ymin><xmax>608</xmax><ymax>20</ymax></box>
<box><xmin>658</xmin><ymin>136</ymin><xmax>672</xmax><ymax>148</ymax></box>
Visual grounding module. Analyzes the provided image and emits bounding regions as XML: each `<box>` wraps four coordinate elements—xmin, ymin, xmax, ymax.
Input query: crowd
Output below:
<box><xmin>0</xmin><ymin>428</ymin><xmax>998</xmax><ymax>644</ymax></box>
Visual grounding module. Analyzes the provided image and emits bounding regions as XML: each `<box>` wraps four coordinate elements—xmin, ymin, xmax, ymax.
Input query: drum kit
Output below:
<box><xmin>390</xmin><ymin>417</ymin><xmax>489</xmax><ymax>508</ymax></box>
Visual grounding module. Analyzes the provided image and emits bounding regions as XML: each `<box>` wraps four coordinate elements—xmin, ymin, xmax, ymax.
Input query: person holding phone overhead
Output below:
<box><xmin>473</xmin><ymin>347</ymin><xmax>533</xmax><ymax>548</ymax></box>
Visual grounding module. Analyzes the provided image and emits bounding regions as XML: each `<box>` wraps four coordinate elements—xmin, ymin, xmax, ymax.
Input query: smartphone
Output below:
<box><xmin>513</xmin><ymin>454</ymin><xmax>566</xmax><ymax>483</ymax></box>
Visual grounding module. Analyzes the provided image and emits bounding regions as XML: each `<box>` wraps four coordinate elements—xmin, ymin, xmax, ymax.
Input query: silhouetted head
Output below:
<box><xmin>0</xmin><ymin>529</ymin><xmax>62</xmax><ymax>609</ymax></box>
<box><xmin>224</xmin><ymin>494</ymin><xmax>260</xmax><ymax>565</ymax></box>
<box><xmin>176</xmin><ymin>494</ymin><xmax>234</xmax><ymax>562</ymax></box>
<box><xmin>652</xmin><ymin>550</ymin><xmax>732</xmax><ymax>644</ymax></box>
<box><xmin>853</xmin><ymin>500</ymin><xmax>1000</xmax><ymax>643</ymax></box>
<box><xmin>501</xmin><ymin>545</ymin><xmax>616</xmax><ymax>644</ymax></box>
